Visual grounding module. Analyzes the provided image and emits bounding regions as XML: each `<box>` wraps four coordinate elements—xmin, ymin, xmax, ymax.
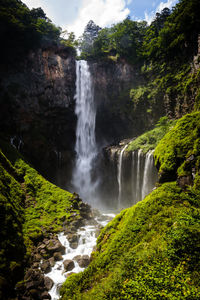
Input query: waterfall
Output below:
<box><xmin>117</xmin><ymin>144</ymin><xmax>128</xmax><ymax>209</ymax></box>
<box><xmin>132</xmin><ymin>149</ymin><xmax>157</xmax><ymax>204</ymax></box>
<box><xmin>141</xmin><ymin>150</ymin><xmax>154</xmax><ymax>199</ymax></box>
<box><xmin>136</xmin><ymin>149</ymin><xmax>143</xmax><ymax>202</ymax></box>
<box><xmin>72</xmin><ymin>60</ymin><xmax>98</xmax><ymax>204</ymax></box>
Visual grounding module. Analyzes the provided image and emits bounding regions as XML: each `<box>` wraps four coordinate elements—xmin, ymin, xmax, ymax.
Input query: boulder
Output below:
<box><xmin>40</xmin><ymin>261</ymin><xmax>51</xmax><ymax>273</ymax></box>
<box><xmin>46</xmin><ymin>239</ymin><xmax>65</xmax><ymax>255</ymax></box>
<box><xmin>53</xmin><ymin>252</ymin><xmax>63</xmax><ymax>261</ymax></box>
<box><xmin>41</xmin><ymin>291</ymin><xmax>51</xmax><ymax>299</ymax></box>
<box><xmin>49</xmin><ymin>257</ymin><xmax>55</xmax><ymax>267</ymax></box>
<box><xmin>74</xmin><ymin>255</ymin><xmax>90</xmax><ymax>268</ymax></box>
<box><xmin>44</xmin><ymin>276</ymin><xmax>54</xmax><ymax>291</ymax></box>
<box><xmin>67</xmin><ymin>233</ymin><xmax>79</xmax><ymax>249</ymax></box>
<box><xmin>63</xmin><ymin>259</ymin><xmax>75</xmax><ymax>272</ymax></box>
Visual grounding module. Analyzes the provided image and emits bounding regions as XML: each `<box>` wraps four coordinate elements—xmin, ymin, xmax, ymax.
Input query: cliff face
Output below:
<box><xmin>0</xmin><ymin>46</ymin><xmax>76</xmax><ymax>185</ymax></box>
<box><xmin>89</xmin><ymin>59</ymin><xmax>167</xmax><ymax>147</ymax></box>
<box><xmin>89</xmin><ymin>60</ymin><xmax>144</xmax><ymax>145</ymax></box>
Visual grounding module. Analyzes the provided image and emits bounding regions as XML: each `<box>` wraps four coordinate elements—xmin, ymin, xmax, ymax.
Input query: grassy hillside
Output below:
<box><xmin>0</xmin><ymin>140</ymin><xmax>82</xmax><ymax>299</ymax></box>
<box><xmin>60</xmin><ymin>112</ymin><xmax>200</xmax><ymax>299</ymax></box>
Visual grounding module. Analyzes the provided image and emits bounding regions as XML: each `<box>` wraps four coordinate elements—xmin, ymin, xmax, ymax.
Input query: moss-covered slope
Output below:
<box><xmin>127</xmin><ymin>116</ymin><xmax>175</xmax><ymax>154</ymax></box>
<box><xmin>60</xmin><ymin>112</ymin><xmax>200</xmax><ymax>299</ymax></box>
<box><xmin>0</xmin><ymin>141</ymin><xmax>82</xmax><ymax>299</ymax></box>
<box><xmin>154</xmin><ymin>112</ymin><xmax>200</xmax><ymax>183</ymax></box>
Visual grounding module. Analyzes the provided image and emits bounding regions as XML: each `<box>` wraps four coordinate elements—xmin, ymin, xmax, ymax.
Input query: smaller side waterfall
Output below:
<box><xmin>117</xmin><ymin>144</ymin><xmax>128</xmax><ymax>209</ymax></box>
<box><xmin>116</xmin><ymin>147</ymin><xmax>157</xmax><ymax>209</ymax></box>
<box><xmin>141</xmin><ymin>150</ymin><xmax>155</xmax><ymax>199</ymax></box>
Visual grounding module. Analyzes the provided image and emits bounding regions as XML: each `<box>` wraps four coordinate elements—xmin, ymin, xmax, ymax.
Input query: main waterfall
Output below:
<box><xmin>72</xmin><ymin>60</ymin><xmax>98</xmax><ymax>204</ymax></box>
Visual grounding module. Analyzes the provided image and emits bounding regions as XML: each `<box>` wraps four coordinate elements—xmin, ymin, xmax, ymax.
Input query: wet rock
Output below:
<box><xmin>79</xmin><ymin>203</ymin><xmax>92</xmax><ymax>219</ymax></box>
<box><xmin>63</xmin><ymin>259</ymin><xmax>75</xmax><ymax>272</ymax></box>
<box><xmin>46</xmin><ymin>239</ymin><xmax>65</xmax><ymax>255</ymax></box>
<box><xmin>41</xmin><ymin>291</ymin><xmax>51</xmax><ymax>299</ymax></box>
<box><xmin>29</xmin><ymin>289</ymin><xmax>39</xmax><ymax>298</ymax></box>
<box><xmin>40</xmin><ymin>260</ymin><xmax>51</xmax><ymax>273</ymax></box>
<box><xmin>44</xmin><ymin>277</ymin><xmax>54</xmax><ymax>291</ymax></box>
<box><xmin>32</xmin><ymin>262</ymin><xmax>40</xmax><ymax>269</ymax></box>
<box><xmin>67</xmin><ymin>233</ymin><xmax>79</xmax><ymax>249</ymax></box>
<box><xmin>73</xmin><ymin>255</ymin><xmax>90</xmax><ymax>268</ymax></box>
<box><xmin>53</xmin><ymin>252</ymin><xmax>63</xmax><ymax>261</ymax></box>
<box><xmin>34</xmin><ymin>253</ymin><xmax>42</xmax><ymax>262</ymax></box>
<box><xmin>49</xmin><ymin>257</ymin><xmax>55</xmax><ymax>267</ymax></box>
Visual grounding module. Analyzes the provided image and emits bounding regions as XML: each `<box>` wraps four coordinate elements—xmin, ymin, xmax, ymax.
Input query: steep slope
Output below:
<box><xmin>60</xmin><ymin>112</ymin><xmax>200</xmax><ymax>299</ymax></box>
<box><xmin>0</xmin><ymin>140</ymin><xmax>89</xmax><ymax>299</ymax></box>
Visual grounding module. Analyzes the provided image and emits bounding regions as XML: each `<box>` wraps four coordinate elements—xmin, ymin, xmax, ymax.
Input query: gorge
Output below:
<box><xmin>1</xmin><ymin>0</ymin><xmax>200</xmax><ymax>299</ymax></box>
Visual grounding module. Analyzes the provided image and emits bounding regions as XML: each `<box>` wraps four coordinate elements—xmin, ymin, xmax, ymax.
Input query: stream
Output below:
<box><xmin>46</xmin><ymin>213</ymin><xmax>115</xmax><ymax>300</ymax></box>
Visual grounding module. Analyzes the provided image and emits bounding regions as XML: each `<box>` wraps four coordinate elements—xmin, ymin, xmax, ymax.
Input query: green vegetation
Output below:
<box><xmin>0</xmin><ymin>140</ymin><xmax>82</xmax><ymax>297</ymax></box>
<box><xmin>80</xmin><ymin>0</ymin><xmax>200</xmax><ymax>65</ymax></box>
<box><xmin>0</xmin><ymin>0</ymin><xmax>77</xmax><ymax>64</ymax></box>
<box><xmin>154</xmin><ymin>112</ymin><xmax>200</xmax><ymax>183</ymax></box>
<box><xmin>127</xmin><ymin>116</ymin><xmax>175</xmax><ymax>153</ymax></box>
<box><xmin>61</xmin><ymin>182</ymin><xmax>200</xmax><ymax>299</ymax></box>
<box><xmin>60</xmin><ymin>111</ymin><xmax>200</xmax><ymax>299</ymax></box>
<box><xmin>79</xmin><ymin>0</ymin><xmax>200</xmax><ymax>117</ymax></box>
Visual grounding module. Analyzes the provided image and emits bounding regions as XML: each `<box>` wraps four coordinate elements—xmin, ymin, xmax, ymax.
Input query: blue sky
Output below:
<box><xmin>23</xmin><ymin>0</ymin><xmax>179</xmax><ymax>37</ymax></box>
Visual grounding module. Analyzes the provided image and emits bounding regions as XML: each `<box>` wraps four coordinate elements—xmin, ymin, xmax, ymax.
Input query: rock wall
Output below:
<box><xmin>89</xmin><ymin>60</ymin><xmax>146</xmax><ymax>146</ymax></box>
<box><xmin>0</xmin><ymin>46</ymin><xmax>76</xmax><ymax>185</ymax></box>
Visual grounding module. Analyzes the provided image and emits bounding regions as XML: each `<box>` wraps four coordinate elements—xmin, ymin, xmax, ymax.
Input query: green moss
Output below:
<box><xmin>61</xmin><ymin>182</ymin><xmax>200</xmax><ymax>299</ymax></box>
<box><xmin>0</xmin><ymin>140</ymin><xmax>82</xmax><ymax>297</ymax></box>
<box><xmin>154</xmin><ymin>112</ymin><xmax>200</xmax><ymax>182</ymax></box>
<box><xmin>127</xmin><ymin>116</ymin><xmax>175</xmax><ymax>154</ymax></box>
<box><xmin>61</xmin><ymin>111</ymin><xmax>200</xmax><ymax>299</ymax></box>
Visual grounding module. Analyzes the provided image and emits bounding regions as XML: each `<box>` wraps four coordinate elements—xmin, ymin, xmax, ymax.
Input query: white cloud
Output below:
<box><xmin>127</xmin><ymin>0</ymin><xmax>132</xmax><ymax>5</ymax></box>
<box><xmin>145</xmin><ymin>0</ymin><xmax>177</xmax><ymax>25</ymax></box>
<box><xmin>66</xmin><ymin>0</ymin><xmax>130</xmax><ymax>38</ymax></box>
<box><xmin>23</xmin><ymin>0</ymin><xmax>81</xmax><ymax>26</ymax></box>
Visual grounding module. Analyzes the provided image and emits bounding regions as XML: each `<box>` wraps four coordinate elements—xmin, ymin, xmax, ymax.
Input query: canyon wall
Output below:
<box><xmin>0</xmin><ymin>46</ymin><xmax>76</xmax><ymax>185</ymax></box>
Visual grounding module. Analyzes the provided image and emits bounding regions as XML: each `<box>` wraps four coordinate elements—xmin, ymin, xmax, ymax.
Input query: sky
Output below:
<box><xmin>23</xmin><ymin>0</ymin><xmax>179</xmax><ymax>38</ymax></box>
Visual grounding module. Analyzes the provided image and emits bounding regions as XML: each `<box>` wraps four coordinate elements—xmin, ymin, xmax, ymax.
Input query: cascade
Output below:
<box><xmin>141</xmin><ymin>150</ymin><xmax>155</xmax><ymax>199</ymax></box>
<box><xmin>115</xmin><ymin>147</ymin><xmax>157</xmax><ymax>208</ymax></box>
<box><xmin>117</xmin><ymin>144</ymin><xmax>128</xmax><ymax>209</ymax></box>
<box><xmin>136</xmin><ymin>149</ymin><xmax>143</xmax><ymax>203</ymax></box>
<box><xmin>133</xmin><ymin>149</ymin><xmax>157</xmax><ymax>203</ymax></box>
<box><xmin>72</xmin><ymin>60</ymin><xmax>98</xmax><ymax>204</ymax></box>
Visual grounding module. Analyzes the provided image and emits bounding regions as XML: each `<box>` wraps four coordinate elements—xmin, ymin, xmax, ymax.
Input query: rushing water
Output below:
<box><xmin>117</xmin><ymin>144</ymin><xmax>128</xmax><ymax>209</ymax></box>
<box><xmin>46</xmin><ymin>214</ymin><xmax>114</xmax><ymax>300</ymax></box>
<box><xmin>72</xmin><ymin>60</ymin><xmax>98</xmax><ymax>204</ymax></box>
<box><xmin>117</xmin><ymin>148</ymin><xmax>157</xmax><ymax>207</ymax></box>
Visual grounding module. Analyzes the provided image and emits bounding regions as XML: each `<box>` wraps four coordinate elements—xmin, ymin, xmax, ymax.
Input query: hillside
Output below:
<box><xmin>61</xmin><ymin>112</ymin><xmax>200</xmax><ymax>299</ymax></box>
<box><xmin>0</xmin><ymin>140</ymin><xmax>89</xmax><ymax>299</ymax></box>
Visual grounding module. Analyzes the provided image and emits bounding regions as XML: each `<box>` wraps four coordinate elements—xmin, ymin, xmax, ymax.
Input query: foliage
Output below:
<box><xmin>61</xmin><ymin>181</ymin><xmax>200</xmax><ymax>299</ymax></box>
<box><xmin>0</xmin><ymin>140</ymin><xmax>82</xmax><ymax>296</ymax></box>
<box><xmin>0</xmin><ymin>149</ymin><xmax>25</xmax><ymax>299</ymax></box>
<box><xmin>60</xmin><ymin>111</ymin><xmax>200</xmax><ymax>299</ymax></box>
<box><xmin>154</xmin><ymin>112</ymin><xmax>200</xmax><ymax>183</ymax></box>
<box><xmin>80</xmin><ymin>18</ymin><xmax>147</xmax><ymax>63</ymax></box>
<box><xmin>0</xmin><ymin>0</ymin><xmax>62</xmax><ymax>63</ymax></box>
<box><xmin>127</xmin><ymin>116</ymin><xmax>176</xmax><ymax>153</ymax></box>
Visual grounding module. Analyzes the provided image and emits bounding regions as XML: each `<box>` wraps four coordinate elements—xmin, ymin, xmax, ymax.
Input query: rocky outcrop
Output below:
<box><xmin>89</xmin><ymin>59</ymin><xmax>143</xmax><ymax>145</ymax></box>
<box><xmin>0</xmin><ymin>45</ymin><xmax>76</xmax><ymax>186</ymax></box>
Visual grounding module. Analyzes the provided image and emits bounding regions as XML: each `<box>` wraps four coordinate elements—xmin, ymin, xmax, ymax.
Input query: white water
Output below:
<box><xmin>117</xmin><ymin>144</ymin><xmax>128</xmax><ymax>209</ymax></box>
<box><xmin>72</xmin><ymin>60</ymin><xmax>98</xmax><ymax>204</ymax></box>
<box><xmin>46</xmin><ymin>214</ymin><xmax>114</xmax><ymax>300</ymax></box>
<box><xmin>136</xmin><ymin>149</ymin><xmax>143</xmax><ymax>202</ymax></box>
<box><xmin>141</xmin><ymin>150</ymin><xmax>154</xmax><ymax>199</ymax></box>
